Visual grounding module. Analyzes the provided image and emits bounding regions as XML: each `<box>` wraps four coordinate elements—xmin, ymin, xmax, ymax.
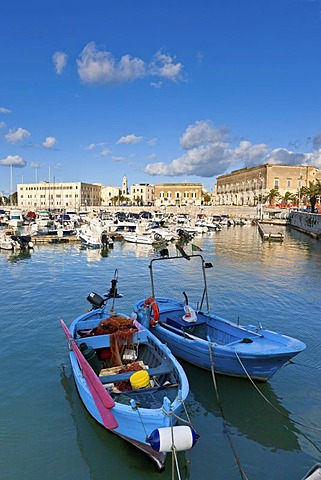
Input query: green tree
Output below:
<box><xmin>110</xmin><ymin>194</ymin><xmax>131</xmax><ymax>206</ymax></box>
<box><xmin>281</xmin><ymin>191</ymin><xmax>296</xmax><ymax>207</ymax></box>
<box><xmin>0</xmin><ymin>194</ymin><xmax>8</xmax><ymax>206</ymax></box>
<box><xmin>202</xmin><ymin>192</ymin><xmax>212</xmax><ymax>205</ymax></box>
<box><xmin>301</xmin><ymin>180</ymin><xmax>321</xmax><ymax>213</ymax></box>
<box><xmin>267</xmin><ymin>188</ymin><xmax>280</xmax><ymax>206</ymax></box>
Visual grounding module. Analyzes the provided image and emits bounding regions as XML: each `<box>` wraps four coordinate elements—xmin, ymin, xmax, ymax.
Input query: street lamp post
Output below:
<box><xmin>298</xmin><ymin>173</ymin><xmax>303</xmax><ymax>208</ymax></box>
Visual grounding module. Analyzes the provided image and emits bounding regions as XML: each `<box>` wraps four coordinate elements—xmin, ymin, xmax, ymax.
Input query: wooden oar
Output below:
<box><xmin>60</xmin><ymin>318</ymin><xmax>118</xmax><ymax>430</ymax></box>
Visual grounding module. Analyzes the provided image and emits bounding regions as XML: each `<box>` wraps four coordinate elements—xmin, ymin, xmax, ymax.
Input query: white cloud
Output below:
<box><xmin>145</xmin><ymin>143</ymin><xmax>232</xmax><ymax>177</ymax></box>
<box><xmin>146</xmin><ymin>119</ymin><xmax>321</xmax><ymax>179</ymax></box>
<box><xmin>42</xmin><ymin>136</ymin><xmax>57</xmax><ymax>149</ymax></box>
<box><xmin>99</xmin><ymin>147</ymin><xmax>110</xmax><ymax>157</ymax></box>
<box><xmin>86</xmin><ymin>143</ymin><xmax>97</xmax><ymax>150</ymax></box>
<box><xmin>85</xmin><ymin>142</ymin><xmax>107</xmax><ymax>151</ymax></box>
<box><xmin>53</xmin><ymin>51</ymin><xmax>68</xmax><ymax>75</ymax></box>
<box><xmin>30</xmin><ymin>162</ymin><xmax>41</xmax><ymax>169</ymax></box>
<box><xmin>77</xmin><ymin>42</ymin><xmax>146</xmax><ymax>85</ymax></box>
<box><xmin>264</xmin><ymin>148</ymin><xmax>308</xmax><ymax>166</ymax></box>
<box><xmin>309</xmin><ymin>149</ymin><xmax>321</xmax><ymax>169</ymax></box>
<box><xmin>145</xmin><ymin>120</ymin><xmax>266</xmax><ymax>178</ymax></box>
<box><xmin>117</xmin><ymin>134</ymin><xmax>143</xmax><ymax>145</ymax></box>
<box><xmin>0</xmin><ymin>154</ymin><xmax>26</xmax><ymax>167</ymax></box>
<box><xmin>150</xmin><ymin>50</ymin><xmax>184</xmax><ymax>82</ymax></box>
<box><xmin>0</xmin><ymin>122</ymin><xmax>5</xmax><ymax>129</ymax></box>
<box><xmin>76</xmin><ymin>42</ymin><xmax>185</xmax><ymax>86</ymax></box>
<box><xmin>150</xmin><ymin>81</ymin><xmax>163</xmax><ymax>88</ymax></box>
<box><xmin>112</xmin><ymin>156</ymin><xmax>125</xmax><ymax>162</ymax></box>
<box><xmin>180</xmin><ymin>120</ymin><xmax>229</xmax><ymax>149</ymax></box>
<box><xmin>231</xmin><ymin>141</ymin><xmax>269</xmax><ymax>166</ymax></box>
<box><xmin>5</xmin><ymin>127</ymin><xmax>31</xmax><ymax>144</ymax></box>
<box><xmin>147</xmin><ymin>138</ymin><xmax>158</xmax><ymax>146</ymax></box>
<box><xmin>0</xmin><ymin>107</ymin><xmax>11</xmax><ymax>114</ymax></box>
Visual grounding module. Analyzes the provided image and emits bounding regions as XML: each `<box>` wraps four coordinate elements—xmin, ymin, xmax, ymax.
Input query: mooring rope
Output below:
<box><xmin>234</xmin><ymin>349</ymin><xmax>321</xmax><ymax>433</ymax></box>
<box><xmin>130</xmin><ymin>400</ymin><xmax>149</xmax><ymax>439</ymax></box>
<box><xmin>207</xmin><ymin>339</ymin><xmax>249</xmax><ymax>480</ymax></box>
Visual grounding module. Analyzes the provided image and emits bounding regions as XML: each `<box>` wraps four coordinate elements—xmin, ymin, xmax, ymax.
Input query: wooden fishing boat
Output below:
<box><xmin>133</xmin><ymin>253</ymin><xmax>306</xmax><ymax>382</ymax></box>
<box><xmin>60</xmin><ymin>271</ymin><xmax>195</xmax><ymax>470</ymax></box>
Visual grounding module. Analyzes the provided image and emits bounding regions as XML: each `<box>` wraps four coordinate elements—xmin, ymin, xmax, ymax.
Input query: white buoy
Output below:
<box><xmin>147</xmin><ymin>425</ymin><xmax>199</xmax><ymax>452</ymax></box>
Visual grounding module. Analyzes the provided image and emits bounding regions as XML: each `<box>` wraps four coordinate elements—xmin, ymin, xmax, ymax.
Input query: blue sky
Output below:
<box><xmin>1</xmin><ymin>0</ymin><xmax>321</xmax><ymax>197</ymax></box>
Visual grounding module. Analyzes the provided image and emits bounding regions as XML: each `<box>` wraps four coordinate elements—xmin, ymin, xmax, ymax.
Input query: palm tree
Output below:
<box><xmin>267</xmin><ymin>188</ymin><xmax>280</xmax><ymax>206</ymax></box>
<box><xmin>281</xmin><ymin>191</ymin><xmax>296</xmax><ymax>207</ymax></box>
<box><xmin>301</xmin><ymin>180</ymin><xmax>321</xmax><ymax>213</ymax></box>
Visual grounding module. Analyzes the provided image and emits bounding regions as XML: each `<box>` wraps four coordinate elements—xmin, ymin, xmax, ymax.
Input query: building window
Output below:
<box><xmin>274</xmin><ymin>179</ymin><xmax>279</xmax><ymax>189</ymax></box>
<box><xmin>287</xmin><ymin>179</ymin><xmax>291</xmax><ymax>188</ymax></box>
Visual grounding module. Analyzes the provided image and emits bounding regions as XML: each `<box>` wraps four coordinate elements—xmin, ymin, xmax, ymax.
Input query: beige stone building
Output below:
<box><xmin>154</xmin><ymin>182</ymin><xmax>203</xmax><ymax>208</ymax></box>
<box><xmin>101</xmin><ymin>185</ymin><xmax>121</xmax><ymax>206</ymax></box>
<box><xmin>17</xmin><ymin>181</ymin><xmax>102</xmax><ymax>210</ymax></box>
<box><xmin>130</xmin><ymin>183</ymin><xmax>154</xmax><ymax>206</ymax></box>
<box><xmin>214</xmin><ymin>164</ymin><xmax>321</xmax><ymax>206</ymax></box>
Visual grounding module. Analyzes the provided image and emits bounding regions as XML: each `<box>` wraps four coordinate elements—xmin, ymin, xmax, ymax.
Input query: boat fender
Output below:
<box><xmin>144</xmin><ymin>297</ymin><xmax>160</xmax><ymax>326</ymax></box>
<box><xmin>182</xmin><ymin>305</ymin><xmax>197</xmax><ymax>323</ymax></box>
<box><xmin>147</xmin><ymin>425</ymin><xmax>199</xmax><ymax>452</ymax></box>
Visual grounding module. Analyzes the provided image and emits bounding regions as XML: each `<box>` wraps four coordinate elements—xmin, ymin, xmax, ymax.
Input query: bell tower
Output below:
<box><xmin>122</xmin><ymin>175</ymin><xmax>128</xmax><ymax>196</ymax></box>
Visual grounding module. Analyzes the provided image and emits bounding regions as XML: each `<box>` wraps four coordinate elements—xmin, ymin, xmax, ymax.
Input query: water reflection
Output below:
<box><xmin>184</xmin><ymin>362</ymin><xmax>301</xmax><ymax>452</ymax></box>
<box><xmin>118</xmin><ymin>240</ymin><xmax>164</xmax><ymax>258</ymax></box>
<box><xmin>59</xmin><ymin>365</ymin><xmax>174</xmax><ymax>479</ymax></box>
<box><xmin>1</xmin><ymin>222</ymin><xmax>320</xmax><ymax>480</ymax></box>
<box><xmin>1</xmin><ymin>249</ymin><xmax>33</xmax><ymax>263</ymax></box>
<box><xmin>78</xmin><ymin>245</ymin><xmax>111</xmax><ymax>262</ymax></box>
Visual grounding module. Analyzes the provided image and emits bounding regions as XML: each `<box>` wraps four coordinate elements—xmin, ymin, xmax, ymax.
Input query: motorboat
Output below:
<box><xmin>8</xmin><ymin>209</ymin><xmax>24</xmax><ymax>228</ymax></box>
<box><xmin>133</xmin><ymin>253</ymin><xmax>306</xmax><ymax>382</ymax></box>
<box><xmin>0</xmin><ymin>229</ymin><xmax>33</xmax><ymax>250</ymax></box>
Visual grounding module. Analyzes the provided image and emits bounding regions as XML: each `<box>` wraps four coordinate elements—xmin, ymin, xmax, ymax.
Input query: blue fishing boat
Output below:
<box><xmin>133</xmin><ymin>253</ymin><xmax>306</xmax><ymax>382</ymax></box>
<box><xmin>60</xmin><ymin>271</ymin><xmax>195</xmax><ymax>470</ymax></box>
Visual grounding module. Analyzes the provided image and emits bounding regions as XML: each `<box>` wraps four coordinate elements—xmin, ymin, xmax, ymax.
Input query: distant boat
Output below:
<box><xmin>0</xmin><ymin>209</ymin><xmax>9</xmax><ymax>225</ymax></box>
<box><xmin>0</xmin><ymin>230</ymin><xmax>15</xmax><ymax>250</ymax></box>
<box><xmin>8</xmin><ymin>209</ymin><xmax>24</xmax><ymax>228</ymax></box>
<box><xmin>121</xmin><ymin>231</ymin><xmax>167</xmax><ymax>245</ymax></box>
<box><xmin>0</xmin><ymin>228</ymin><xmax>33</xmax><ymax>250</ymax></box>
<box><xmin>60</xmin><ymin>271</ymin><xmax>195</xmax><ymax>470</ymax></box>
<box><xmin>121</xmin><ymin>224</ymin><xmax>169</xmax><ymax>245</ymax></box>
<box><xmin>78</xmin><ymin>219</ymin><xmax>103</xmax><ymax>248</ymax></box>
<box><xmin>133</xmin><ymin>253</ymin><xmax>306</xmax><ymax>382</ymax></box>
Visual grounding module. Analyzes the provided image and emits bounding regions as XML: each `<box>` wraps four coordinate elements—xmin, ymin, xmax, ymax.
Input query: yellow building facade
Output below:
<box><xmin>154</xmin><ymin>183</ymin><xmax>204</xmax><ymax>207</ymax></box>
<box><xmin>214</xmin><ymin>164</ymin><xmax>321</xmax><ymax>206</ymax></box>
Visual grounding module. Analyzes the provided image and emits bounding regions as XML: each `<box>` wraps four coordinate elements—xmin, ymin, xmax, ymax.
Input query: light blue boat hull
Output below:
<box><xmin>133</xmin><ymin>297</ymin><xmax>306</xmax><ymax>382</ymax></box>
<box><xmin>65</xmin><ymin>307</ymin><xmax>190</xmax><ymax>469</ymax></box>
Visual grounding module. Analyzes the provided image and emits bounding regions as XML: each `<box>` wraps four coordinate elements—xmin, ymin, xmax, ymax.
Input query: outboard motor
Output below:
<box><xmin>86</xmin><ymin>292</ymin><xmax>105</xmax><ymax>309</ymax></box>
<box><xmin>86</xmin><ymin>269</ymin><xmax>123</xmax><ymax>310</ymax></box>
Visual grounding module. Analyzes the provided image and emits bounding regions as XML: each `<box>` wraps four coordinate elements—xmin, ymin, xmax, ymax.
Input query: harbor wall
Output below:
<box><xmin>103</xmin><ymin>205</ymin><xmax>260</xmax><ymax>219</ymax></box>
<box><xmin>289</xmin><ymin>211</ymin><xmax>321</xmax><ymax>239</ymax></box>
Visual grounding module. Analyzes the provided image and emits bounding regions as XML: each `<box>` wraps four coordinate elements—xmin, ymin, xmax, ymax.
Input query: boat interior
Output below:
<box><xmin>160</xmin><ymin>308</ymin><xmax>258</xmax><ymax>346</ymax></box>
<box><xmin>74</xmin><ymin>316</ymin><xmax>180</xmax><ymax>407</ymax></box>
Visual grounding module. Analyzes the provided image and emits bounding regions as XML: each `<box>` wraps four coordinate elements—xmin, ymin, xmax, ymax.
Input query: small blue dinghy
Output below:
<box><xmin>133</xmin><ymin>253</ymin><xmax>306</xmax><ymax>382</ymax></box>
<box><xmin>60</xmin><ymin>270</ymin><xmax>193</xmax><ymax>470</ymax></box>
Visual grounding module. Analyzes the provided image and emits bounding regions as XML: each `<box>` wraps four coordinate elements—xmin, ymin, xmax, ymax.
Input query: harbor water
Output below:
<box><xmin>0</xmin><ymin>224</ymin><xmax>320</xmax><ymax>480</ymax></box>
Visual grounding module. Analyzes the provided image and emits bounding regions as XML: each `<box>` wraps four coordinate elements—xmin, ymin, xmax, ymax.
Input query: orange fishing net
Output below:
<box><xmin>93</xmin><ymin>315</ymin><xmax>138</xmax><ymax>366</ymax></box>
<box><xmin>115</xmin><ymin>361</ymin><xmax>144</xmax><ymax>391</ymax></box>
